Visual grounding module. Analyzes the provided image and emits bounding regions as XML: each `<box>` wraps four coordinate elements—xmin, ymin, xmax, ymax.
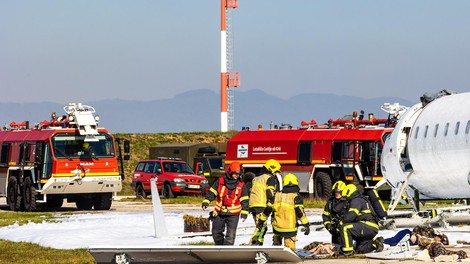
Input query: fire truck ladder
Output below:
<box><xmin>64</xmin><ymin>103</ymin><xmax>99</xmax><ymax>142</ymax></box>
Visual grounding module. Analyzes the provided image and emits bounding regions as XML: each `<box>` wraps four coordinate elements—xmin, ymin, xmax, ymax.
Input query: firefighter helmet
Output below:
<box><xmin>283</xmin><ymin>173</ymin><xmax>298</xmax><ymax>187</ymax></box>
<box><xmin>228</xmin><ymin>162</ymin><xmax>242</xmax><ymax>175</ymax></box>
<box><xmin>264</xmin><ymin>159</ymin><xmax>281</xmax><ymax>174</ymax></box>
<box><xmin>82</xmin><ymin>142</ymin><xmax>90</xmax><ymax>150</ymax></box>
<box><xmin>342</xmin><ymin>184</ymin><xmax>357</xmax><ymax>198</ymax></box>
<box><xmin>332</xmin><ymin>180</ymin><xmax>346</xmax><ymax>193</ymax></box>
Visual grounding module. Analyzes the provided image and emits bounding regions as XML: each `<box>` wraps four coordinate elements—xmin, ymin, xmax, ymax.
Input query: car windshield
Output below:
<box><xmin>52</xmin><ymin>132</ymin><xmax>115</xmax><ymax>159</ymax></box>
<box><xmin>208</xmin><ymin>158</ymin><xmax>224</xmax><ymax>170</ymax></box>
<box><xmin>162</xmin><ymin>161</ymin><xmax>194</xmax><ymax>174</ymax></box>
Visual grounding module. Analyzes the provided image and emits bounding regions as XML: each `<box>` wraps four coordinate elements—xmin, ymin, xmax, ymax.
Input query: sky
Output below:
<box><xmin>1</xmin><ymin>1</ymin><xmax>470</xmax><ymax>104</ymax></box>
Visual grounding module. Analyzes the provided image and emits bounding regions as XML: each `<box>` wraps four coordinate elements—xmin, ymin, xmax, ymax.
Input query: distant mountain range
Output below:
<box><xmin>0</xmin><ymin>89</ymin><xmax>413</xmax><ymax>133</ymax></box>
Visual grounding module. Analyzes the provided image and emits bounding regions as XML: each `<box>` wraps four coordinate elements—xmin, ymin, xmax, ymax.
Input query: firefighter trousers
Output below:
<box><xmin>212</xmin><ymin>214</ymin><xmax>240</xmax><ymax>245</ymax></box>
<box><xmin>249</xmin><ymin>212</ymin><xmax>268</xmax><ymax>245</ymax></box>
<box><xmin>273</xmin><ymin>234</ymin><xmax>297</xmax><ymax>251</ymax></box>
<box><xmin>339</xmin><ymin>221</ymin><xmax>378</xmax><ymax>254</ymax></box>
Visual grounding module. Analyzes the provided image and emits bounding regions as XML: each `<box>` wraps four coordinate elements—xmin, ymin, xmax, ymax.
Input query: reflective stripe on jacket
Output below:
<box><xmin>271</xmin><ymin>192</ymin><xmax>298</xmax><ymax>233</ymax></box>
<box><xmin>249</xmin><ymin>174</ymin><xmax>271</xmax><ymax>208</ymax></box>
<box><xmin>214</xmin><ymin>176</ymin><xmax>244</xmax><ymax>214</ymax></box>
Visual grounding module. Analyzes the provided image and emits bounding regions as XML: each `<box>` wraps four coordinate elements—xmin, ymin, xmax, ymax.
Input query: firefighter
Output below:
<box><xmin>81</xmin><ymin>142</ymin><xmax>94</xmax><ymax>156</ymax></box>
<box><xmin>256</xmin><ymin>173</ymin><xmax>309</xmax><ymax>251</ymax></box>
<box><xmin>322</xmin><ymin>180</ymin><xmax>348</xmax><ymax>245</ymax></box>
<box><xmin>201</xmin><ymin>162</ymin><xmax>249</xmax><ymax>245</ymax></box>
<box><xmin>339</xmin><ymin>184</ymin><xmax>383</xmax><ymax>255</ymax></box>
<box><xmin>248</xmin><ymin>159</ymin><xmax>282</xmax><ymax>245</ymax></box>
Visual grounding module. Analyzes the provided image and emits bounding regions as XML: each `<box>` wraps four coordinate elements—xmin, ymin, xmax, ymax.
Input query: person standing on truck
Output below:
<box><xmin>201</xmin><ymin>162</ymin><xmax>249</xmax><ymax>245</ymax></box>
<box><xmin>322</xmin><ymin>180</ymin><xmax>348</xmax><ymax>245</ymax></box>
<box><xmin>248</xmin><ymin>159</ymin><xmax>282</xmax><ymax>245</ymax></box>
<box><xmin>256</xmin><ymin>173</ymin><xmax>310</xmax><ymax>251</ymax></box>
<box><xmin>338</xmin><ymin>184</ymin><xmax>383</xmax><ymax>255</ymax></box>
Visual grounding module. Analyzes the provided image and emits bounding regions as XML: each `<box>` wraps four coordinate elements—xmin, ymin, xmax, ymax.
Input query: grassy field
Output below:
<box><xmin>114</xmin><ymin>131</ymin><xmax>237</xmax><ymax>195</ymax></box>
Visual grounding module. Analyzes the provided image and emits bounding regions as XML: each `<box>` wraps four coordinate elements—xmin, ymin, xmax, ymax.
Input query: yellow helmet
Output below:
<box><xmin>342</xmin><ymin>184</ymin><xmax>357</xmax><ymax>198</ymax></box>
<box><xmin>332</xmin><ymin>181</ymin><xmax>346</xmax><ymax>193</ymax></box>
<box><xmin>264</xmin><ymin>159</ymin><xmax>281</xmax><ymax>174</ymax></box>
<box><xmin>283</xmin><ymin>173</ymin><xmax>298</xmax><ymax>187</ymax></box>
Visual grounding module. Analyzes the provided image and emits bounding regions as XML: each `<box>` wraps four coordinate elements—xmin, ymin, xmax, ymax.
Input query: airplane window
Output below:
<box><xmin>455</xmin><ymin>121</ymin><xmax>460</xmax><ymax>135</ymax></box>
<box><xmin>444</xmin><ymin>123</ymin><xmax>449</xmax><ymax>136</ymax></box>
<box><xmin>466</xmin><ymin>120</ymin><xmax>470</xmax><ymax>134</ymax></box>
<box><xmin>414</xmin><ymin>126</ymin><xmax>419</xmax><ymax>139</ymax></box>
<box><xmin>434</xmin><ymin>124</ymin><xmax>439</xmax><ymax>138</ymax></box>
<box><xmin>424</xmin><ymin>125</ymin><xmax>429</xmax><ymax>138</ymax></box>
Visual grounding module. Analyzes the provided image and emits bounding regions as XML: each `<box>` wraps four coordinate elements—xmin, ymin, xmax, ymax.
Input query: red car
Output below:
<box><xmin>131</xmin><ymin>158</ymin><xmax>209</xmax><ymax>198</ymax></box>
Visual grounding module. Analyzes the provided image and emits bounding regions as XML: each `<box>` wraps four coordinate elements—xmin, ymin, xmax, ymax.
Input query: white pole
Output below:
<box><xmin>150</xmin><ymin>178</ymin><xmax>169</xmax><ymax>237</ymax></box>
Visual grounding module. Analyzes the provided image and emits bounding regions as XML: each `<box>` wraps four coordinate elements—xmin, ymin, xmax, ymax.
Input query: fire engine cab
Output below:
<box><xmin>226</xmin><ymin>103</ymin><xmax>408</xmax><ymax>199</ymax></box>
<box><xmin>0</xmin><ymin>103</ymin><xmax>129</xmax><ymax>211</ymax></box>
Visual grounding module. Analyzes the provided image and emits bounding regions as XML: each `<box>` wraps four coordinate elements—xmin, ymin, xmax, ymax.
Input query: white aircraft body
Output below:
<box><xmin>381</xmin><ymin>91</ymin><xmax>470</xmax><ymax>211</ymax></box>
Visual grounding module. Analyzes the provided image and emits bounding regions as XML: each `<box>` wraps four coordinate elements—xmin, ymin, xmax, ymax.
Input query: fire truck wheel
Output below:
<box><xmin>76</xmin><ymin>196</ymin><xmax>93</xmax><ymax>210</ymax></box>
<box><xmin>46</xmin><ymin>196</ymin><xmax>64</xmax><ymax>209</ymax></box>
<box><xmin>135</xmin><ymin>185</ymin><xmax>147</xmax><ymax>199</ymax></box>
<box><xmin>22</xmin><ymin>177</ymin><xmax>38</xmax><ymax>212</ymax></box>
<box><xmin>92</xmin><ymin>193</ymin><xmax>112</xmax><ymax>210</ymax></box>
<box><xmin>162</xmin><ymin>183</ymin><xmax>175</xmax><ymax>199</ymax></box>
<box><xmin>7</xmin><ymin>177</ymin><xmax>22</xmax><ymax>211</ymax></box>
<box><xmin>314</xmin><ymin>172</ymin><xmax>332</xmax><ymax>200</ymax></box>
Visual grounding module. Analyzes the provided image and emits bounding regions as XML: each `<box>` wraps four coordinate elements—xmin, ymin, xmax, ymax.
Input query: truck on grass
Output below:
<box><xmin>0</xmin><ymin>103</ymin><xmax>130</xmax><ymax>211</ymax></box>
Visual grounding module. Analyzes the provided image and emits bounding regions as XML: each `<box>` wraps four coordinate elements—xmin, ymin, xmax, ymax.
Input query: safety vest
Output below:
<box><xmin>249</xmin><ymin>174</ymin><xmax>271</xmax><ymax>208</ymax></box>
<box><xmin>214</xmin><ymin>176</ymin><xmax>244</xmax><ymax>214</ymax></box>
<box><xmin>271</xmin><ymin>192</ymin><xmax>298</xmax><ymax>233</ymax></box>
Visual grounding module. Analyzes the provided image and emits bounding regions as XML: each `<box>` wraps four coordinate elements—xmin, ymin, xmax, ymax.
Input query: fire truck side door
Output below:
<box><xmin>40</xmin><ymin>142</ymin><xmax>53</xmax><ymax>179</ymax></box>
<box><xmin>332</xmin><ymin>142</ymin><xmax>343</xmax><ymax>162</ymax></box>
<box><xmin>298</xmin><ymin>141</ymin><xmax>312</xmax><ymax>165</ymax></box>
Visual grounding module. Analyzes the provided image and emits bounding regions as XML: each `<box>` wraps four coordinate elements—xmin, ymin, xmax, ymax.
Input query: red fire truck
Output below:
<box><xmin>226</xmin><ymin>107</ymin><xmax>404</xmax><ymax>199</ymax></box>
<box><xmin>0</xmin><ymin>103</ymin><xmax>129</xmax><ymax>211</ymax></box>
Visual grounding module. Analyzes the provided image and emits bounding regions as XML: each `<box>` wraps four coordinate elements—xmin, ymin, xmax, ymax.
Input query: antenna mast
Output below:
<box><xmin>221</xmin><ymin>0</ymin><xmax>240</xmax><ymax>132</ymax></box>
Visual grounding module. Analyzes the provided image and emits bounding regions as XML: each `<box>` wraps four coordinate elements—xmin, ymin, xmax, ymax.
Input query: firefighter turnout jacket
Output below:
<box><xmin>249</xmin><ymin>173</ymin><xmax>278</xmax><ymax>213</ymax></box>
<box><xmin>203</xmin><ymin>173</ymin><xmax>249</xmax><ymax>217</ymax></box>
<box><xmin>260</xmin><ymin>185</ymin><xmax>308</xmax><ymax>237</ymax></box>
<box><xmin>340</xmin><ymin>190</ymin><xmax>379</xmax><ymax>254</ymax></box>
<box><xmin>322</xmin><ymin>196</ymin><xmax>348</xmax><ymax>244</ymax></box>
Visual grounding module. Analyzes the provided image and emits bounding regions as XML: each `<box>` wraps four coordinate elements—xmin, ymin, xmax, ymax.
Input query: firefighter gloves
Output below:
<box><xmin>325</xmin><ymin>223</ymin><xmax>332</xmax><ymax>233</ymax></box>
<box><xmin>209</xmin><ymin>211</ymin><xmax>217</xmax><ymax>221</ymax></box>
<box><xmin>303</xmin><ymin>224</ymin><xmax>310</xmax><ymax>236</ymax></box>
<box><xmin>256</xmin><ymin>220</ymin><xmax>265</xmax><ymax>230</ymax></box>
<box><xmin>201</xmin><ymin>201</ymin><xmax>209</xmax><ymax>210</ymax></box>
<box><xmin>241</xmin><ymin>213</ymin><xmax>247</xmax><ymax>222</ymax></box>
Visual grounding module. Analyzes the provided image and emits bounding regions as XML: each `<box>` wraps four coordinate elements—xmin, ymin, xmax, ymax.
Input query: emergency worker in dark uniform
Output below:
<box><xmin>248</xmin><ymin>159</ymin><xmax>282</xmax><ymax>245</ymax></box>
<box><xmin>257</xmin><ymin>173</ymin><xmax>309</xmax><ymax>251</ymax></box>
<box><xmin>322</xmin><ymin>180</ymin><xmax>348</xmax><ymax>245</ymax></box>
<box><xmin>339</xmin><ymin>184</ymin><xmax>383</xmax><ymax>255</ymax></box>
<box><xmin>201</xmin><ymin>162</ymin><xmax>249</xmax><ymax>245</ymax></box>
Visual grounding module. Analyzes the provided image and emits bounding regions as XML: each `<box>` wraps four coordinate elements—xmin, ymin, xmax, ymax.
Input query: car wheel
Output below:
<box><xmin>162</xmin><ymin>183</ymin><xmax>175</xmax><ymax>199</ymax></box>
<box><xmin>135</xmin><ymin>184</ymin><xmax>147</xmax><ymax>199</ymax></box>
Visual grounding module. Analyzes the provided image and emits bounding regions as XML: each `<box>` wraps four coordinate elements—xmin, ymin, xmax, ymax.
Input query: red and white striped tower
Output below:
<box><xmin>221</xmin><ymin>0</ymin><xmax>239</xmax><ymax>132</ymax></box>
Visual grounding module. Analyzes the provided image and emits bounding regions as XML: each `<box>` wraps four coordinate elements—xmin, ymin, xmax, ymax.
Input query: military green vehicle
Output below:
<box><xmin>149</xmin><ymin>143</ymin><xmax>226</xmax><ymax>186</ymax></box>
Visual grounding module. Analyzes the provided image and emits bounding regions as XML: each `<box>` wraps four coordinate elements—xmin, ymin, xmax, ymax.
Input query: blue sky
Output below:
<box><xmin>1</xmin><ymin>1</ymin><xmax>470</xmax><ymax>103</ymax></box>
